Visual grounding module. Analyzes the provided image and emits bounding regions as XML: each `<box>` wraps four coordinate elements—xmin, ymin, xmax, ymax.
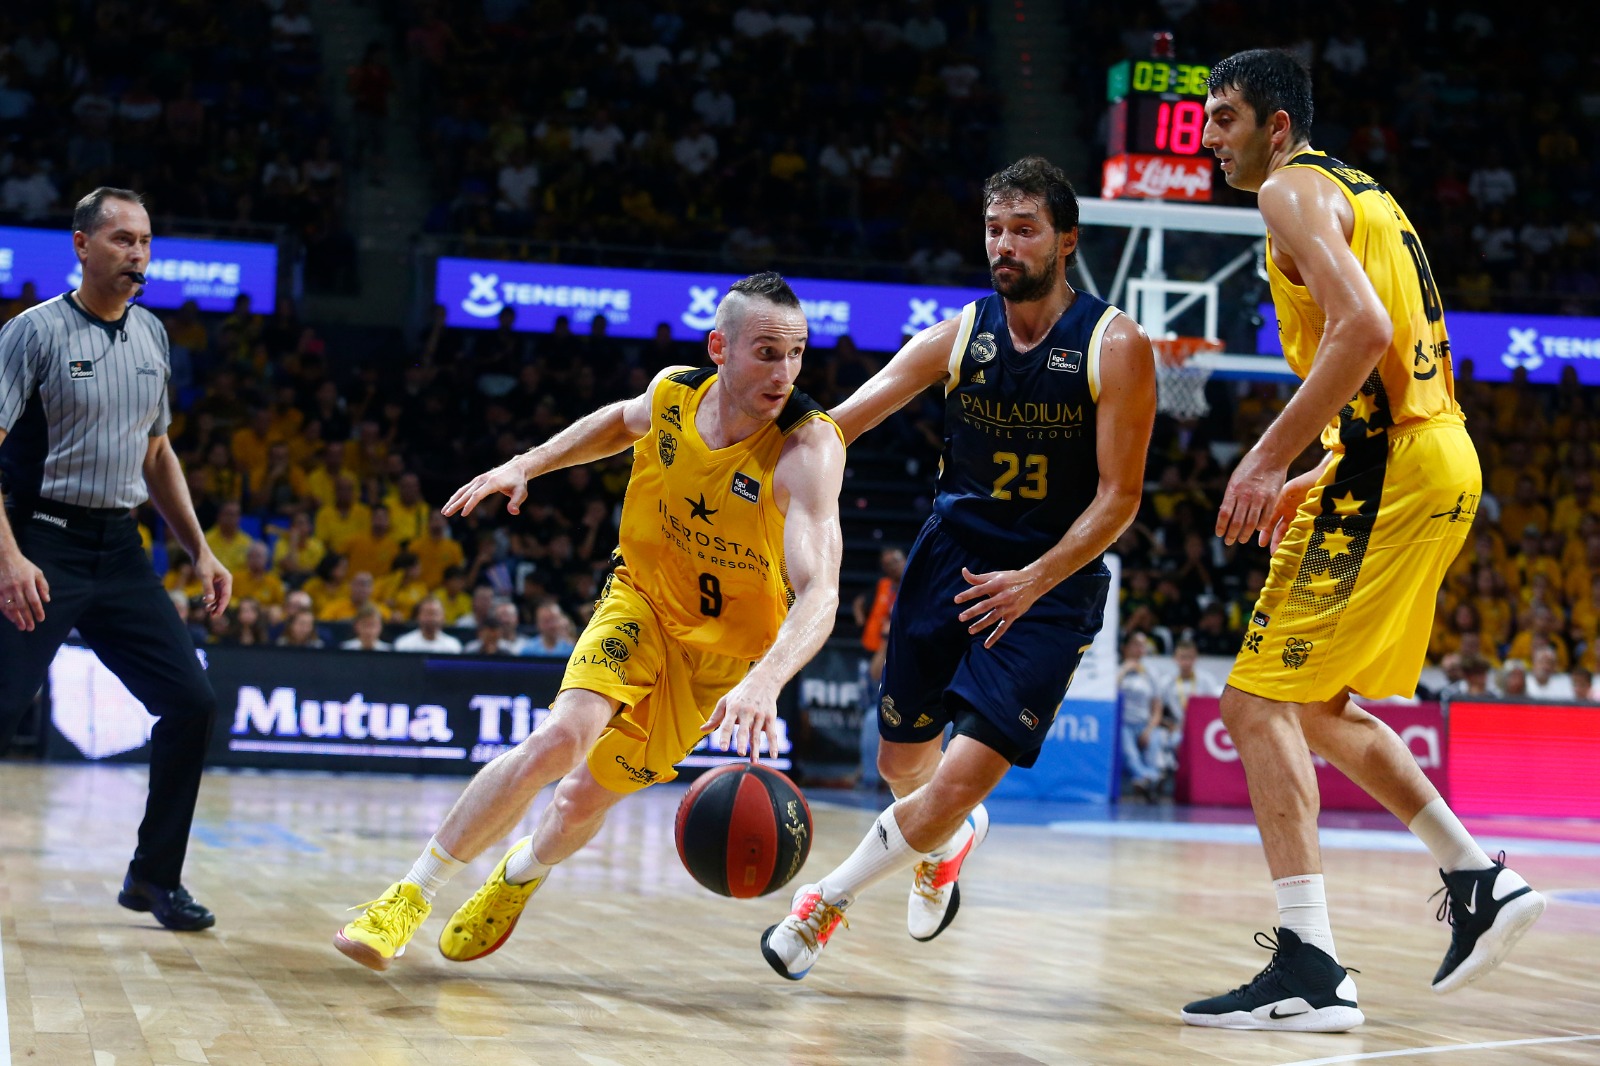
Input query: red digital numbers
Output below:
<box><xmin>1154</xmin><ymin>100</ymin><xmax>1205</xmax><ymax>155</ymax></box>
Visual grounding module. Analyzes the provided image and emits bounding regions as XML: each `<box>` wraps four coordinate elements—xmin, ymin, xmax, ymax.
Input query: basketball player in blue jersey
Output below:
<box><xmin>762</xmin><ymin>156</ymin><xmax>1156</xmax><ymax>979</ymax></box>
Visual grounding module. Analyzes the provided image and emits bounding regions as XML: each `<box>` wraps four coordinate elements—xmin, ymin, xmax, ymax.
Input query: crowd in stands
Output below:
<box><xmin>0</xmin><ymin>3</ymin><xmax>354</xmax><ymax>289</ymax></box>
<box><xmin>397</xmin><ymin>0</ymin><xmax>997</xmax><ymax>282</ymax></box>
<box><xmin>1074</xmin><ymin>2</ymin><xmax>1600</xmax><ymax>315</ymax></box>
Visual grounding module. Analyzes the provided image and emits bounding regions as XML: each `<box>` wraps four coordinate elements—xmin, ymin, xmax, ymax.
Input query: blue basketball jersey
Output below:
<box><xmin>933</xmin><ymin>290</ymin><xmax>1125</xmax><ymax>567</ymax></box>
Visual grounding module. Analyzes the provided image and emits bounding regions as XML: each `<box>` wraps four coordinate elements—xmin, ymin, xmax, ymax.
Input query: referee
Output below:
<box><xmin>0</xmin><ymin>188</ymin><xmax>230</xmax><ymax>931</ymax></box>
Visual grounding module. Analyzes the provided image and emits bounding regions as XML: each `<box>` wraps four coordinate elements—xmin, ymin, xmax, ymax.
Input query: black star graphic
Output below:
<box><xmin>684</xmin><ymin>494</ymin><xmax>718</xmax><ymax>524</ymax></box>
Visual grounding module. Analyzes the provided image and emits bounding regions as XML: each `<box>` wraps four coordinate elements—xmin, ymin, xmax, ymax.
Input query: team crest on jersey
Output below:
<box><xmin>880</xmin><ymin>696</ymin><xmax>901</xmax><ymax>727</ymax></box>
<box><xmin>1282</xmin><ymin>637</ymin><xmax>1314</xmax><ymax>669</ymax></box>
<box><xmin>68</xmin><ymin>360</ymin><xmax>95</xmax><ymax>380</ymax></box>
<box><xmin>601</xmin><ymin>636</ymin><xmax>631</xmax><ymax>661</ymax></box>
<box><xmin>731</xmin><ymin>471</ymin><xmax>760</xmax><ymax>504</ymax></box>
<box><xmin>614</xmin><ymin>621</ymin><xmax>640</xmax><ymax>645</ymax></box>
<box><xmin>659</xmin><ymin>430</ymin><xmax>677</xmax><ymax>467</ymax></box>
<box><xmin>969</xmin><ymin>332</ymin><xmax>997</xmax><ymax>363</ymax></box>
<box><xmin>662</xmin><ymin>404</ymin><xmax>682</xmax><ymax>429</ymax></box>
<box><xmin>1047</xmin><ymin>348</ymin><xmax>1083</xmax><ymax>373</ymax></box>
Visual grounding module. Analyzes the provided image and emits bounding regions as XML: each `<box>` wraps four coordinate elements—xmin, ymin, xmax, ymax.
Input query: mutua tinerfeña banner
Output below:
<box><xmin>0</xmin><ymin>225</ymin><xmax>277</xmax><ymax>312</ymax></box>
<box><xmin>434</xmin><ymin>257</ymin><xmax>987</xmax><ymax>352</ymax></box>
<box><xmin>1175</xmin><ymin>695</ymin><xmax>1448</xmax><ymax>810</ymax></box>
<box><xmin>46</xmin><ymin>644</ymin><xmax>793</xmax><ymax>776</ymax></box>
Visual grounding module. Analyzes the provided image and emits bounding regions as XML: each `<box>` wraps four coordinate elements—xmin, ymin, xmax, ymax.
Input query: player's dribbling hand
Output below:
<box><xmin>443</xmin><ymin>460</ymin><xmax>530</xmax><ymax>517</ymax></box>
<box><xmin>702</xmin><ymin>682</ymin><xmax>782</xmax><ymax>764</ymax></box>
<box><xmin>1216</xmin><ymin>447</ymin><xmax>1288</xmax><ymax>546</ymax></box>
<box><xmin>954</xmin><ymin>565</ymin><xmax>1046</xmax><ymax>649</ymax></box>
<box><xmin>0</xmin><ymin>548</ymin><xmax>50</xmax><ymax>632</ymax></box>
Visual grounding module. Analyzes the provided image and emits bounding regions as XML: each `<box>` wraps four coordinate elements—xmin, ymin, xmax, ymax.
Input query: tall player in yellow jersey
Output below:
<box><xmin>333</xmin><ymin>273</ymin><xmax>846</xmax><ymax>971</ymax></box>
<box><xmin>1180</xmin><ymin>50</ymin><xmax>1544</xmax><ymax>1033</ymax></box>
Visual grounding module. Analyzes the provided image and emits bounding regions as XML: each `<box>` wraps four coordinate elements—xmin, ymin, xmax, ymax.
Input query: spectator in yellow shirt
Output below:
<box><xmin>233</xmin><ymin>542</ymin><xmax>286</xmax><ymax>611</ymax></box>
<box><xmin>1505</xmin><ymin>604</ymin><xmax>1571</xmax><ymax>671</ymax></box>
<box><xmin>380</xmin><ymin>552</ymin><xmax>431</xmax><ymax>622</ymax></box>
<box><xmin>433</xmin><ymin>565</ymin><xmax>473</xmax><ymax>625</ymax></box>
<box><xmin>385</xmin><ymin>472</ymin><xmax>432</xmax><ymax>545</ymax></box>
<box><xmin>249</xmin><ymin>441</ymin><xmax>309</xmax><ymax>516</ymax></box>
<box><xmin>303</xmin><ymin>554</ymin><xmax>351</xmax><ymax>615</ymax></box>
<box><xmin>410</xmin><ymin>510</ymin><xmax>465</xmax><ymax>588</ymax></box>
<box><xmin>230</xmin><ymin>408</ymin><xmax>279</xmax><ymax>480</ymax></box>
<box><xmin>321</xmin><ymin>571</ymin><xmax>389</xmax><ymax>623</ymax></box>
<box><xmin>1498</xmin><ymin>476</ymin><xmax>1550</xmax><ymax>544</ymax></box>
<box><xmin>205</xmin><ymin>501</ymin><xmax>258</xmax><ymax>574</ymax></box>
<box><xmin>1470</xmin><ymin>564</ymin><xmax>1514</xmax><ymax>652</ymax></box>
<box><xmin>1552</xmin><ymin>472</ymin><xmax>1600</xmax><ymax>540</ymax></box>
<box><xmin>273</xmin><ymin>511</ymin><xmax>327</xmax><ymax>586</ymax></box>
<box><xmin>163</xmin><ymin>556</ymin><xmax>205</xmax><ymax>601</ymax></box>
<box><xmin>305</xmin><ymin>441</ymin><xmax>354</xmax><ymax>510</ymax></box>
<box><xmin>195</xmin><ymin>440</ymin><xmax>246</xmax><ymax>505</ymax></box>
<box><xmin>315</xmin><ymin>475</ymin><xmax>371</xmax><ymax>554</ymax></box>
<box><xmin>344</xmin><ymin>503</ymin><xmax>401</xmax><ymax>580</ymax></box>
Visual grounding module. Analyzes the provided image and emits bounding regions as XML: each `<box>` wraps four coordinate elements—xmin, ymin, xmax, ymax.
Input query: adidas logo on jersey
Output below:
<box><xmin>970</xmin><ymin>370</ymin><xmax>986</xmax><ymax>384</ymax></box>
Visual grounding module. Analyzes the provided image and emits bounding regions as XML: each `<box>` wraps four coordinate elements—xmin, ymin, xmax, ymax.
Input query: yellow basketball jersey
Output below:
<box><xmin>1267</xmin><ymin>151</ymin><xmax>1464</xmax><ymax>450</ymax></box>
<box><xmin>610</xmin><ymin>368</ymin><xmax>841</xmax><ymax>661</ymax></box>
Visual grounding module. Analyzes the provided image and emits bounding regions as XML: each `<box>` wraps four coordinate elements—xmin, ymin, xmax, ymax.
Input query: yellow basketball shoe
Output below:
<box><xmin>438</xmin><ymin>837</ymin><xmax>547</xmax><ymax>962</ymax></box>
<box><xmin>334</xmin><ymin>882</ymin><xmax>431</xmax><ymax>971</ymax></box>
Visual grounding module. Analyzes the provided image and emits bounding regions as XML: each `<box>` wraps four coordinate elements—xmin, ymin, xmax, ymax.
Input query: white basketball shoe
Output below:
<box><xmin>908</xmin><ymin>803</ymin><xmax>989</xmax><ymax>941</ymax></box>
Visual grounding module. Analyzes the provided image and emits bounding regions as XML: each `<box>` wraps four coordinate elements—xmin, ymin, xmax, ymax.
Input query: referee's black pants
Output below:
<box><xmin>0</xmin><ymin>506</ymin><xmax>217</xmax><ymax>890</ymax></box>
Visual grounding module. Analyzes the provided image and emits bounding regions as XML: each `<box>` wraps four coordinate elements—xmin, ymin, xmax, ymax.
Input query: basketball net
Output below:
<box><xmin>1151</xmin><ymin>336</ymin><xmax>1222</xmax><ymax>420</ymax></box>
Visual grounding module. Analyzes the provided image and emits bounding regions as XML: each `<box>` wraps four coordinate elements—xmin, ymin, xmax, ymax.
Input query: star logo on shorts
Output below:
<box><xmin>684</xmin><ymin>493</ymin><xmax>717</xmax><ymax>523</ymax></box>
<box><xmin>1243</xmin><ymin>631</ymin><xmax>1263</xmax><ymax>654</ymax></box>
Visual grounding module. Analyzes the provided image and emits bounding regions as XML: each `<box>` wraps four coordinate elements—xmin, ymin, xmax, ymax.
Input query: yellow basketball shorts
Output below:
<box><xmin>560</xmin><ymin>576</ymin><xmax>751</xmax><ymax>794</ymax></box>
<box><xmin>1229</xmin><ymin>421</ymin><xmax>1479</xmax><ymax>704</ymax></box>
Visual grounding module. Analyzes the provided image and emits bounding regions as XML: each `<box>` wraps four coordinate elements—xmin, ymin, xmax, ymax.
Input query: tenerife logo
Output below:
<box><xmin>1499</xmin><ymin>325</ymin><xmax>1600</xmax><ymax>373</ymax></box>
<box><xmin>682</xmin><ymin>285</ymin><xmax>720</xmax><ymax>330</ymax></box>
<box><xmin>0</xmin><ymin>246</ymin><xmax>12</xmax><ymax>283</ymax></box>
<box><xmin>903</xmin><ymin>297</ymin><xmax>964</xmax><ymax>336</ymax></box>
<box><xmin>463</xmin><ymin>271</ymin><xmax>632</xmax><ymax>321</ymax></box>
<box><xmin>462</xmin><ymin>271</ymin><xmax>504</xmax><ymax>317</ymax></box>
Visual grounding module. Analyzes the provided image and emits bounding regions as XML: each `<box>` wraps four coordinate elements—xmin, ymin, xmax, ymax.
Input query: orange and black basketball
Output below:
<box><xmin>674</xmin><ymin>763</ymin><xmax>813</xmax><ymax>898</ymax></box>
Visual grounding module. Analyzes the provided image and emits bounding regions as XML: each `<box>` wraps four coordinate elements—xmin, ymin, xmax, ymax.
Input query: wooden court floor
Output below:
<box><xmin>2</xmin><ymin>762</ymin><xmax>1598</xmax><ymax>1066</ymax></box>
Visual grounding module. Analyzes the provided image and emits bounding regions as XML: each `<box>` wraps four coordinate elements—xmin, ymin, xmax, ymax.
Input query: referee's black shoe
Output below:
<box><xmin>118</xmin><ymin>872</ymin><xmax>216</xmax><ymax>931</ymax></box>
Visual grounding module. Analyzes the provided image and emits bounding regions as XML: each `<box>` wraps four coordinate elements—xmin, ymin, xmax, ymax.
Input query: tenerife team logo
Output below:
<box><xmin>1282</xmin><ymin>637</ymin><xmax>1314</xmax><ymax>669</ymax></box>
<box><xmin>969</xmin><ymin>332</ymin><xmax>997</xmax><ymax>363</ymax></box>
<box><xmin>461</xmin><ymin>272</ymin><xmax>505</xmax><ymax>318</ymax></box>
<box><xmin>1500</xmin><ymin>327</ymin><xmax>1543</xmax><ymax>372</ymax></box>
<box><xmin>659</xmin><ymin>430</ymin><xmax>677</xmax><ymax>467</ymax></box>
<box><xmin>682</xmin><ymin>285</ymin><xmax>719</xmax><ymax>330</ymax></box>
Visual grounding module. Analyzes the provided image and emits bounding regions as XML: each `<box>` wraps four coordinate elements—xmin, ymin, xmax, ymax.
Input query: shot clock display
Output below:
<box><xmin>1102</xmin><ymin>57</ymin><xmax>1216</xmax><ymax>202</ymax></box>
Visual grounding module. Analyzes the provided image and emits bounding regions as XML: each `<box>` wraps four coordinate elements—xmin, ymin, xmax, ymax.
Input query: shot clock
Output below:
<box><xmin>1102</xmin><ymin>57</ymin><xmax>1216</xmax><ymax>202</ymax></box>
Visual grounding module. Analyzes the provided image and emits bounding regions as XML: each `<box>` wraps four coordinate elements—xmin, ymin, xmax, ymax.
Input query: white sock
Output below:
<box><xmin>1275</xmin><ymin>873</ymin><xmax>1338</xmax><ymax>962</ymax></box>
<box><xmin>1408</xmin><ymin>797</ymin><xmax>1493</xmax><ymax>873</ymax></box>
<box><xmin>816</xmin><ymin>805</ymin><xmax>929</xmax><ymax>907</ymax></box>
<box><xmin>503</xmin><ymin>840</ymin><xmax>553</xmax><ymax>886</ymax></box>
<box><xmin>402</xmin><ymin>836</ymin><xmax>466</xmax><ymax>902</ymax></box>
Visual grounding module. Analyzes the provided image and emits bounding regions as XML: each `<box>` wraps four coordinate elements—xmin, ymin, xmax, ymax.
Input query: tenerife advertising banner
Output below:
<box><xmin>46</xmin><ymin>644</ymin><xmax>793</xmax><ymax>777</ymax></box>
<box><xmin>1256</xmin><ymin>303</ymin><xmax>1600</xmax><ymax>385</ymax></box>
<box><xmin>434</xmin><ymin>257</ymin><xmax>989</xmax><ymax>351</ymax></box>
<box><xmin>0</xmin><ymin>225</ymin><xmax>278</xmax><ymax>312</ymax></box>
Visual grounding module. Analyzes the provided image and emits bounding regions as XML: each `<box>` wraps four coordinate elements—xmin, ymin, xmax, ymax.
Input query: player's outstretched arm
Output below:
<box><xmin>955</xmin><ymin>316</ymin><xmax>1155</xmax><ymax>647</ymax></box>
<box><xmin>445</xmin><ymin>364</ymin><xmax>690</xmax><ymax>517</ymax></box>
<box><xmin>1217</xmin><ymin>168</ymin><xmax>1392</xmax><ymax>544</ymax></box>
<box><xmin>827</xmin><ymin>316</ymin><xmax>962</xmax><ymax>445</ymax></box>
<box><xmin>703</xmin><ymin>419</ymin><xmax>846</xmax><ymax>760</ymax></box>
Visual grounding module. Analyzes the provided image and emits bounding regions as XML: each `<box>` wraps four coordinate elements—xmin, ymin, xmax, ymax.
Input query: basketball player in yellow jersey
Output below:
<box><xmin>1179</xmin><ymin>50</ymin><xmax>1544</xmax><ymax>1033</ymax></box>
<box><xmin>333</xmin><ymin>273</ymin><xmax>846</xmax><ymax>971</ymax></box>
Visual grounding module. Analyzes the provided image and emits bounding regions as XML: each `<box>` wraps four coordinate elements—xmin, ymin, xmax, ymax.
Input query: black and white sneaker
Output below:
<box><xmin>1181</xmin><ymin>928</ymin><xmax>1363</xmax><ymax>1032</ymax></box>
<box><xmin>1430</xmin><ymin>853</ymin><xmax>1545</xmax><ymax>994</ymax></box>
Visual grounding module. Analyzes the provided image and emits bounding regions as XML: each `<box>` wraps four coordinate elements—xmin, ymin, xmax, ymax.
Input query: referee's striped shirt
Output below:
<box><xmin>0</xmin><ymin>294</ymin><xmax>172</xmax><ymax>510</ymax></box>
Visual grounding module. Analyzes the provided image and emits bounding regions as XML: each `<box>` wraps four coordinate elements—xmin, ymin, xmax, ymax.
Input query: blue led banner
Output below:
<box><xmin>1257</xmin><ymin>304</ymin><xmax>1600</xmax><ymax>385</ymax></box>
<box><xmin>435</xmin><ymin>257</ymin><xmax>989</xmax><ymax>350</ymax></box>
<box><xmin>0</xmin><ymin>225</ymin><xmax>278</xmax><ymax>312</ymax></box>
